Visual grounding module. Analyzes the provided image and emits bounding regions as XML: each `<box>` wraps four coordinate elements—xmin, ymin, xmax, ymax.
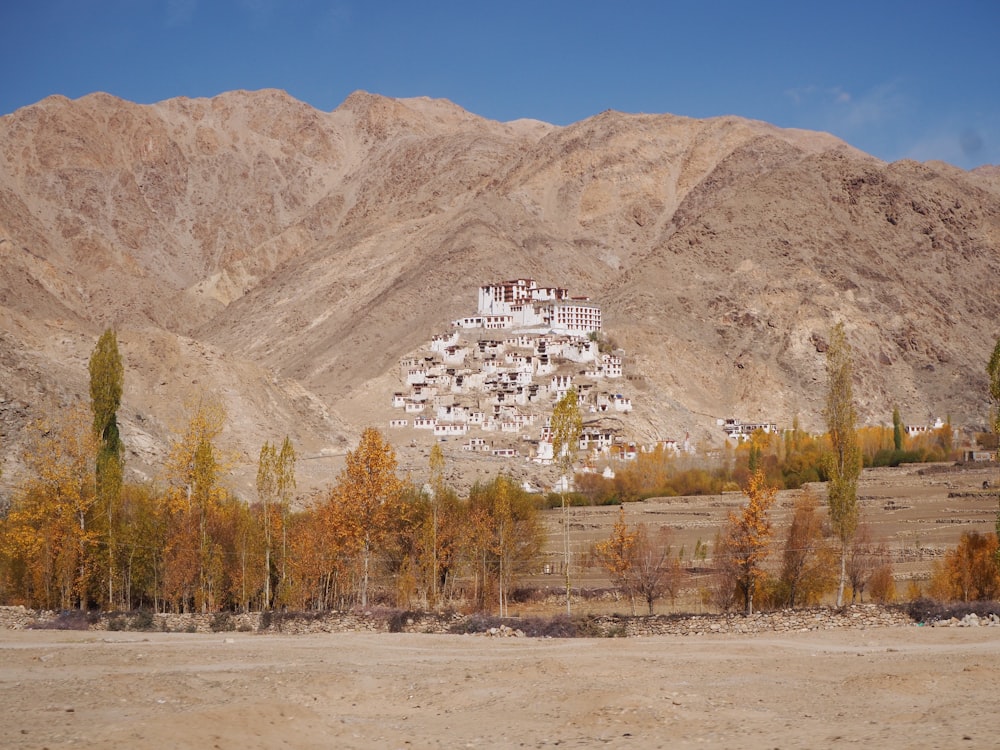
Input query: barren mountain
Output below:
<box><xmin>1</xmin><ymin>89</ymin><xmax>998</xmax><ymax>495</ymax></box>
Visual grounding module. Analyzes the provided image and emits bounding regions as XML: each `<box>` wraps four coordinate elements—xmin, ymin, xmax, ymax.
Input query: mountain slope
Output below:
<box><xmin>1</xmin><ymin>89</ymin><xmax>998</xmax><ymax>493</ymax></box>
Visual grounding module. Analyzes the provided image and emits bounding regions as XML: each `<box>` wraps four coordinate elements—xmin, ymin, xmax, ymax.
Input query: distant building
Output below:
<box><xmin>906</xmin><ymin>417</ymin><xmax>945</xmax><ymax>438</ymax></box>
<box><xmin>720</xmin><ymin>418</ymin><xmax>778</xmax><ymax>441</ymax></box>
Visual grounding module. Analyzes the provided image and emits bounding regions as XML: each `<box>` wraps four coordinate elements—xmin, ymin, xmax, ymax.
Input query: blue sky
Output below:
<box><xmin>3</xmin><ymin>1</ymin><xmax>998</xmax><ymax>169</ymax></box>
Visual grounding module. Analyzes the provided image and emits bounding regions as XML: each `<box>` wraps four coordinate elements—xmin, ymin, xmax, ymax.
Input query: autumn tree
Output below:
<box><xmin>256</xmin><ymin>436</ymin><xmax>296</xmax><ymax>609</ymax></box>
<box><xmin>988</xmin><ymin>338</ymin><xmax>1000</xmax><ymax>435</ymax></box>
<box><xmin>427</xmin><ymin>443</ymin><xmax>445</xmax><ymax>605</ymax></box>
<box><xmin>161</xmin><ymin>399</ymin><xmax>230</xmax><ymax>612</ymax></box>
<box><xmin>594</xmin><ymin>508</ymin><xmax>680</xmax><ymax>614</ymax></box>
<box><xmin>824</xmin><ymin>322</ymin><xmax>863</xmax><ymax>607</ymax></box>
<box><xmin>465</xmin><ymin>475</ymin><xmax>542</xmax><ymax>615</ymax></box>
<box><xmin>287</xmin><ymin>498</ymin><xmax>358</xmax><ymax>611</ymax></box>
<box><xmin>551</xmin><ymin>389</ymin><xmax>582</xmax><ymax>614</ymax></box>
<box><xmin>89</xmin><ymin>329</ymin><xmax>125</xmax><ymax>607</ymax></box>
<box><xmin>777</xmin><ymin>487</ymin><xmax>835</xmax><ymax>607</ymax></box>
<box><xmin>1</xmin><ymin>406</ymin><xmax>98</xmax><ymax>609</ymax></box>
<box><xmin>594</xmin><ymin>506</ymin><xmax>638</xmax><ymax>612</ymax></box>
<box><xmin>331</xmin><ymin>428</ymin><xmax>404</xmax><ymax>608</ymax></box>
<box><xmin>929</xmin><ymin>531</ymin><xmax>1000</xmax><ymax>602</ymax></box>
<box><xmin>629</xmin><ymin>524</ymin><xmax>682</xmax><ymax>615</ymax></box>
<box><xmin>394</xmin><ymin>444</ymin><xmax>466</xmax><ymax>608</ymax></box>
<box><xmin>115</xmin><ymin>482</ymin><xmax>166</xmax><ymax>611</ymax></box>
<box><xmin>717</xmin><ymin>468</ymin><xmax>776</xmax><ymax>615</ymax></box>
<box><xmin>846</xmin><ymin>524</ymin><xmax>893</xmax><ymax>603</ymax></box>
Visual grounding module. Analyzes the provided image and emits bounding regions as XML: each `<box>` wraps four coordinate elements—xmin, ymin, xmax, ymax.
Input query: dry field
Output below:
<box><xmin>530</xmin><ymin>462</ymin><xmax>1000</xmax><ymax>613</ymax></box>
<box><xmin>3</xmin><ymin>627</ymin><xmax>1000</xmax><ymax>749</ymax></box>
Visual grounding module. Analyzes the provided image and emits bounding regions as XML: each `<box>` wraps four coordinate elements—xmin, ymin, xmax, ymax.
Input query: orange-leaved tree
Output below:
<box><xmin>929</xmin><ymin>531</ymin><xmax>1000</xmax><ymax>602</ymax></box>
<box><xmin>594</xmin><ymin>506</ymin><xmax>638</xmax><ymax>612</ymax></box>
<box><xmin>777</xmin><ymin>487</ymin><xmax>835</xmax><ymax>607</ymax></box>
<box><xmin>466</xmin><ymin>475</ymin><xmax>542</xmax><ymax>615</ymax></box>
<box><xmin>717</xmin><ymin>468</ymin><xmax>776</xmax><ymax>615</ymax></box>
<box><xmin>330</xmin><ymin>427</ymin><xmax>404</xmax><ymax>608</ymax></box>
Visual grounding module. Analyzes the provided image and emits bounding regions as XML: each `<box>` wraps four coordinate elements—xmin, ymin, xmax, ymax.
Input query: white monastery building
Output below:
<box><xmin>459</xmin><ymin>279</ymin><xmax>602</xmax><ymax>336</ymax></box>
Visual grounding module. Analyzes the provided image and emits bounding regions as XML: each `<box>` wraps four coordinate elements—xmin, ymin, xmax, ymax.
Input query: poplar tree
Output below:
<box><xmin>551</xmin><ymin>389</ymin><xmax>582</xmax><ymax>614</ymax></box>
<box><xmin>988</xmin><ymin>338</ymin><xmax>1000</xmax><ymax>435</ymax></box>
<box><xmin>89</xmin><ymin>328</ymin><xmax>124</xmax><ymax>608</ymax></box>
<box><xmin>892</xmin><ymin>407</ymin><xmax>903</xmax><ymax>452</ymax></box>
<box><xmin>162</xmin><ymin>399</ymin><xmax>228</xmax><ymax>612</ymax></box>
<box><xmin>428</xmin><ymin>443</ymin><xmax>445</xmax><ymax>605</ymax></box>
<box><xmin>256</xmin><ymin>441</ymin><xmax>278</xmax><ymax>609</ymax></box>
<box><xmin>989</xmin><ymin>338</ymin><xmax>1000</xmax><ymax>567</ymax></box>
<box><xmin>824</xmin><ymin>323</ymin><xmax>862</xmax><ymax>607</ymax></box>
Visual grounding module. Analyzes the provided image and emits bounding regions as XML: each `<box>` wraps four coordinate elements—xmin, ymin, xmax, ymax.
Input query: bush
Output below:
<box><xmin>30</xmin><ymin>610</ymin><xmax>101</xmax><ymax>630</ymax></box>
<box><xmin>907</xmin><ymin>597</ymin><xmax>1000</xmax><ymax>624</ymax></box>
<box><xmin>131</xmin><ymin>609</ymin><xmax>156</xmax><ymax>631</ymax></box>
<box><xmin>210</xmin><ymin>612</ymin><xmax>234</xmax><ymax>632</ymax></box>
<box><xmin>386</xmin><ymin>609</ymin><xmax>420</xmax><ymax>633</ymax></box>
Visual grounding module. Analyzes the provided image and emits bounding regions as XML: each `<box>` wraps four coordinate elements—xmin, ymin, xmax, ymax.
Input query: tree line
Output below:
<box><xmin>590</xmin><ymin>327</ymin><xmax>1000</xmax><ymax>615</ymax></box>
<box><xmin>1</xmin><ymin>327</ymin><xmax>998</xmax><ymax>616</ymax></box>
<box><xmin>0</xmin><ymin>330</ymin><xmax>544</xmax><ymax>613</ymax></box>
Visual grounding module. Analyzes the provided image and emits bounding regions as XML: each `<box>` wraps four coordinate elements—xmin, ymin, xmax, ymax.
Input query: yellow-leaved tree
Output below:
<box><xmin>466</xmin><ymin>475</ymin><xmax>542</xmax><ymax>615</ymax></box>
<box><xmin>551</xmin><ymin>389</ymin><xmax>582</xmax><ymax>614</ymax></box>
<box><xmin>824</xmin><ymin>322</ymin><xmax>863</xmax><ymax>607</ymax></box>
<box><xmin>1</xmin><ymin>405</ymin><xmax>98</xmax><ymax>609</ymax></box>
<box><xmin>256</xmin><ymin>436</ymin><xmax>296</xmax><ymax>610</ymax></box>
<box><xmin>161</xmin><ymin>399</ymin><xmax>231</xmax><ymax>613</ymax></box>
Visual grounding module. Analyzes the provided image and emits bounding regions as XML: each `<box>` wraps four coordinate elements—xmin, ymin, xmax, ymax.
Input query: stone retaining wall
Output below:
<box><xmin>0</xmin><ymin>604</ymin><xmax>924</xmax><ymax>636</ymax></box>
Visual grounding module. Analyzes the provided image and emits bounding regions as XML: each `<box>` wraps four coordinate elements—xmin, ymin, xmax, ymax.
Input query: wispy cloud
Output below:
<box><xmin>785</xmin><ymin>82</ymin><xmax>905</xmax><ymax>131</ymax></box>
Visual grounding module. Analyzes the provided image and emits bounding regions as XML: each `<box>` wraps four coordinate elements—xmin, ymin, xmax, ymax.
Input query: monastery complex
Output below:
<box><xmin>389</xmin><ymin>279</ymin><xmax>660</xmax><ymax>466</ymax></box>
<box><xmin>386</xmin><ymin>280</ymin><xmax>955</xmax><ymax>475</ymax></box>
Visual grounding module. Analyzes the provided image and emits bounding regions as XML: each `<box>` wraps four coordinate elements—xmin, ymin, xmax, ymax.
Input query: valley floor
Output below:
<box><xmin>3</xmin><ymin>625</ymin><xmax>998</xmax><ymax>749</ymax></box>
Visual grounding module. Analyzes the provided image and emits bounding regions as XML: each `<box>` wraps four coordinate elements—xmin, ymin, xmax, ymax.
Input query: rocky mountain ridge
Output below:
<box><xmin>1</xmin><ymin>89</ymin><xmax>998</xmax><ymax>494</ymax></box>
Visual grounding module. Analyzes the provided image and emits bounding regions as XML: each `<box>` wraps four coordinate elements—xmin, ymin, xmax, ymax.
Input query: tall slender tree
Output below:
<box><xmin>89</xmin><ymin>329</ymin><xmax>124</xmax><ymax>608</ymax></box>
<box><xmin>275</xmin><ymin>436</ymin><xmax>296</xmax><ymax>601</ymax></box>
<box><xmin>162</xmin><ymin>399</ymin><xmax>229</xmax><ymax>612</ymax></box>
<box><xmin>824</xmin><ymin>323</ymin><xmax>863</xmax><ymax>607</ymax></box>
<box><xmin>428</xmin><ymin>443</ymin><xmax>445</xmax><ymax>606</ymax></box>
<box><xmin>988</xmin><ymin>338</ymin><xmax>1000</xmax><ymax>434</ymax></box>
<box><xmin>256</xmin><ymin>441</ymin><xmax>278</xmax><ymax>609</ymax></box>
<box><xmin>551</xmin><ymin>389</ymin><xmax>582</xmax><ymax>614</ymax></box>
<box><xmin>989</xmin><ymin>338</ymin><xmax>1000</xmax><ymax>567</ymax></box>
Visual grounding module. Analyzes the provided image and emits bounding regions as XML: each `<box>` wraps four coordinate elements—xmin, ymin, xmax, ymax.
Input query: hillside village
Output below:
<box><xmin>388</xmin><ymin>279</ymin><xmax>689</xmax><ymax>472</ymax></box>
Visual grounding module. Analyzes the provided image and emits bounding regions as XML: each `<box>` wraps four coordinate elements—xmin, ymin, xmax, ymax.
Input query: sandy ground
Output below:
<box><xmin>2</xmin><ymin>627</ymin><xmax>999</xmax><ymax>749</ymax></box>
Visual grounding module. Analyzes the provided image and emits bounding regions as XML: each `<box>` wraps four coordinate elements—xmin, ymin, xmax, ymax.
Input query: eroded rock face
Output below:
<box><xmin>1</xmin><ymin>90</ymin><xmax>998</xmax><ymax>495</ymax></box>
